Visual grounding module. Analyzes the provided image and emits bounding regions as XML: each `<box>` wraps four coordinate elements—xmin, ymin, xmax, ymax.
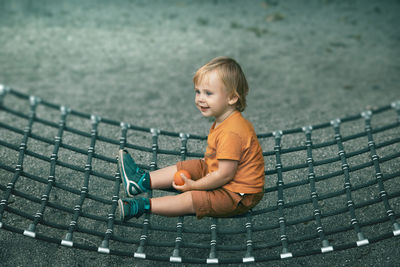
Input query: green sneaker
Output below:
<box><xmin>118</xmin><ymin>149</ymin><xmax>150</xmax><ymax>197</ymax></box>
<box><xmin>118</xmin><ymin>197</ymin><xmax>151</xmax><ymax>221</ymax></box>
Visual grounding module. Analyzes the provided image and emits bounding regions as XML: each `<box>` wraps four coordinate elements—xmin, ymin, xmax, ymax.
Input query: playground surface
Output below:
<box><xmin>0</xmin><ymin>0</ymin><xmax>399</xmax><ymax>266</ymax></box>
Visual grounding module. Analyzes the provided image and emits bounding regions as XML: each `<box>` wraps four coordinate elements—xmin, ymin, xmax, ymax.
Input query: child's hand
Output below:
<box><xmin>172</xmin><ymin>173</ymin><xmax>194</xmax><ymax>192</ymax></box>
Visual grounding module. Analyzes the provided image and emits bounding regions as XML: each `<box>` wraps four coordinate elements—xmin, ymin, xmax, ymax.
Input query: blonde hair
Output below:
<box><xmin>193</xmin><ymin>57</ymin><xmax>249</xmax><ymax>112</ymax></box>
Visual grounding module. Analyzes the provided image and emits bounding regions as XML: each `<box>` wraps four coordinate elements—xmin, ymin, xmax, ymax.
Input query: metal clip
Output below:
<box><xmin>272</xmin><ymin>130</ymin><xmax>283</xmax><ymax>138</ymax></box>
<box><xmin>29</xmin><ymin>96</ymin><xmax>41</xmax><ymax>107</ymax></box>
<box><xmin>60</xmin><ymin>105</ymin><xmax>71</xmax><ymax>115</ymax></box>
<box><xmin>150</xmin><ymin>128</ymin><xmax>160</xmax><ymax>136</ymax></box>
<box><xmin>0</xmin><ymin>84</ymin><xmax>9</xmax><ymax>106</ymax></box>
<box><xmin>120</xmin><ymin>122</ymin><xmax>130</xmax><ymax>130</ymax></box>
<box><xmin>90</xmin><ymin>114</ymin><xmax>101</xmax><ymax>124</ymax></box>
<box><xmin>302</xmin><ymin>125</ymin><xmax>313</xmax><ymax>134</ymax></box>
<box><xmin>391</xmin><ymin>101</ymin><xmax>400</xmax><ymax>110</ymax></box>
<box><xmin>330</xmin><ymin>118</ymin><xmax>341</xmax><ymax>127</ymax></box>
<box><xmin>179</xmin><ymin>132</ymin><xmax>190</xmax><ymax>140</ymax></box>
<box><xmin>361</xmin><ymin>110</ymin><xmax>372</xmax><ymax>119</ymax></box>
<box><xmin>0</xmin><ymin>84</ymin><xmax>10</xmax><ymax>96</ymax></box>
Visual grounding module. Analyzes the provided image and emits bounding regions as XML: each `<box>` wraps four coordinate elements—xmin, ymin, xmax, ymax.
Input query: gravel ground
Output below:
<box><xmin>0</xmin><ymin>0</ymin><xmax>399</xmax><ymax>266</ymax></box>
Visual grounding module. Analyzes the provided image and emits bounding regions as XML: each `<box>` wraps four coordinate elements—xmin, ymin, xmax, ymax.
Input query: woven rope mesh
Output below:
<box><xmin>0</xmin><ymin>86</ymin><xmax>399</xmax><ymax>264</ymax></box>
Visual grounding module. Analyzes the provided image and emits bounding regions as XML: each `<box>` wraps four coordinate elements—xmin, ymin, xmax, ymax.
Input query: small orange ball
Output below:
<box><xmin>174</xmin><ymin>170</ymin><xmax>191</xmax><ymax>186</ymax></box>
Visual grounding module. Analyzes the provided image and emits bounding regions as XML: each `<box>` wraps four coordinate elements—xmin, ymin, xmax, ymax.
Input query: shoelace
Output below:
<box><xmin>136</xmin><ymin>168</ymin><xmax>146</xmax><ymax>176</ymax></box>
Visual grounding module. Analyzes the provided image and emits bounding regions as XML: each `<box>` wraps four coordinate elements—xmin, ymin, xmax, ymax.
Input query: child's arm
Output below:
<box><xmin>173</xmin><ymin>159</ymin><xmax>238</xmax><ymax>191</ymax></box>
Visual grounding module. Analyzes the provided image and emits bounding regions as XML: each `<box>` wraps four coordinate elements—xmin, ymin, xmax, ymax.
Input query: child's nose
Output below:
<box><xmin>197</xmin><ymin>93</ymin><xmax>205</xmax><ymax>102</ymax></box>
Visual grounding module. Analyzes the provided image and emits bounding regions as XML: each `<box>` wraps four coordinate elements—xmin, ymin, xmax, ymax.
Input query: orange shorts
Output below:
<box><xmin>176</xmin><ymin>159</ymin><xmax>264</xmax><ymax>219</ymax></box>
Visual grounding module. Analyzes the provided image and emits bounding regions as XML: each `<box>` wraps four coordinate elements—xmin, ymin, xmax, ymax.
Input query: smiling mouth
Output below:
<box><xmin>199</xmin><ymin>106</ymin><xmax>209</xmax><ymax>112</ymax></box>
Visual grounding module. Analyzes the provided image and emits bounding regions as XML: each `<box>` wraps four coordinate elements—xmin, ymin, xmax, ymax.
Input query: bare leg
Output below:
<box><xmin>150</xmin><ymin>191</ymin><xmax>195</xmax><ymax>216</ymax></box>
<box><xmin>149</xmin><ymin>165</ymin><xmax>177</xmax><ymax>189</ymax></box>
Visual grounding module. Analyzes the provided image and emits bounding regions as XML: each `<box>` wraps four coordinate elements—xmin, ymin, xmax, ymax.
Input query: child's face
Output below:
<box><xmin>194</xmin><ymin>71</ymin><xmax>238</xmax><ymax>124</ymax></box>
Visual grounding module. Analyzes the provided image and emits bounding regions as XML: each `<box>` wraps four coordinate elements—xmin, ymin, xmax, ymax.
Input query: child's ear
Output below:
<box><xmin>228</xmin><ymin>93</ymin><xmax>239</xmax><ymax>105</ymax></box>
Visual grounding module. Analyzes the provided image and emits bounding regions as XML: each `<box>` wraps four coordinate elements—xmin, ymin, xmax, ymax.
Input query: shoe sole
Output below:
<box><xmin>118</xmin><ymin>149</ymin><xmax>142</xmax><ymax>197</ymax></box>
<box><xmin>117</xmin><ymin>199</ymin><xmax>125</xmax><ymax>221</ymax></box>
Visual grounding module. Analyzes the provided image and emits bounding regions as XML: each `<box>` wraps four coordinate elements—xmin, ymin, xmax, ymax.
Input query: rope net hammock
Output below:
<box><xmin>0</xmin><ymin>85</ymin><xmax>399</xmax><ymax>264</ymax></box>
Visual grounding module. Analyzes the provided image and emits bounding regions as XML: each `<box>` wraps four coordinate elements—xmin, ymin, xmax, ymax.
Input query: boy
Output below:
<box><xmin>118</xmin><ymin>57</ymin><xmax>264</xmax><ymax>220</ymax></box>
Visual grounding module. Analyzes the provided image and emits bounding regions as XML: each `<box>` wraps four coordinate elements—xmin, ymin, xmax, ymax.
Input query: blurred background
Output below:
<box><xmin>1</xmin><ymin>0</ymin><xmax>399</xmax><ymax>134</ymax></box>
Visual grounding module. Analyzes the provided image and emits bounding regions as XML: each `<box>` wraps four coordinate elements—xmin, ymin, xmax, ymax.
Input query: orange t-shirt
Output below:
<box><xmin>204</xmin><ymin>111</ymin><xmax>265</xmax><ymax>194</ymax></box>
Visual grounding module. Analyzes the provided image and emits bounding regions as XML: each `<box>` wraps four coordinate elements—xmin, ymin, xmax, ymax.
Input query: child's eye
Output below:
<box><xmin>206</xmin><ymin>91</ymin><xmax>213</xmax><ymax>96</ymax></box>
